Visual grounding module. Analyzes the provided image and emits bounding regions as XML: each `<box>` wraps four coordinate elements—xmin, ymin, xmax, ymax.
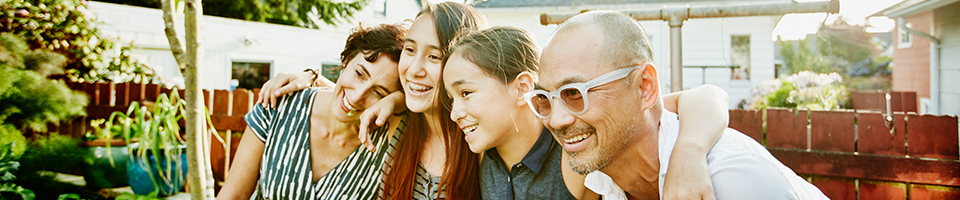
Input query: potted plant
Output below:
<box><xmin>81</xmin><ymin>119</ymin><xmax>132</xmax><ymax>189</ymax></box>
<box><xmin>99</xmin><ymin>90</ymin><xmax>188</xmax><ymax>197</ymax></box>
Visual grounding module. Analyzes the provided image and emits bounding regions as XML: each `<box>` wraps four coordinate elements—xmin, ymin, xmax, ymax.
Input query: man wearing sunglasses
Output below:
<box><xmin>532</xmin><ymin>11</ymin><xmax>827</xmax><ymax>200</ymax></box>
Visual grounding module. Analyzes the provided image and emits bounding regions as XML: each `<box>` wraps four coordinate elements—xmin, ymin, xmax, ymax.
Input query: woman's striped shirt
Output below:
<box><xmin>244</xmin><ymin>88</ymin><xmax>404</xmax><ymax>200</ymax></box>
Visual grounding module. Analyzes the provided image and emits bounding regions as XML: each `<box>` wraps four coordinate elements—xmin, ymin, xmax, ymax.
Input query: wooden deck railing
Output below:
<box><xmin>730</xmin><ymin>108</ymin><xmax>960</xmax><ymax>199</ymax></box>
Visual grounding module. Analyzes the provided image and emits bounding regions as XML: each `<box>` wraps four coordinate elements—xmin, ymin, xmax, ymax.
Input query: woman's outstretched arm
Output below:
<box><xmin>216</xmin><ymin>128</ymin><xmax>265</xmax><ymax>200</ymax></box>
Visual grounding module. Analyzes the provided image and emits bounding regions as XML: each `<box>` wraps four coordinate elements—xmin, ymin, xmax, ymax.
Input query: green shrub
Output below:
<box><xmin>0</xmin><ymin>33</ymin><xmax>87</xmax><ymax>133</ymax></box>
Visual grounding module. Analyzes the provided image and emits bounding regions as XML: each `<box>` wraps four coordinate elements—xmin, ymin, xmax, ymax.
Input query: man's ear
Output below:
<box><xmin>512</xmin><ymin>71</ymin><xmax>537</xmax><ymax>106</ymax></box>
<box><xmin>633</xmin><ymin>63</ymin><xmax>659</xmax><ymax>111</ymax></box>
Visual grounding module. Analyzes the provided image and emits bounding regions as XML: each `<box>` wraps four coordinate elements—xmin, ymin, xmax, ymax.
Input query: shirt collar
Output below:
<box><xmin>520</xmin><ymin>128</ymin><xmax>555</xmax><ymax>174</ymax></box>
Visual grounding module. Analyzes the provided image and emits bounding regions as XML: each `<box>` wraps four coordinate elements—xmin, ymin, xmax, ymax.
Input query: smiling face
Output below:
<box><xmin>443</xmin><ymin>52</ymin><xmax>521</xmax><ymax>153</ymax></box>
<box><xmin>398</xmin><ymin>15</ymin><xmax>444</xmax><ymax>113</ymax></box>
<box><xmin>332</xmin><ymin>52</ymin><xmax>401</xmax><ymax>122</ymax></box>
<box><xmin>539</xmin><ymin>26</ymin><xmax>643</xmax><ymax>175</ymax></box>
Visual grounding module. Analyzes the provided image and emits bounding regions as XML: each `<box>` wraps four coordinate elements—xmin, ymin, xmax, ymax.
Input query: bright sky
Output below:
<box><xmin>773</xmin><ymin>0</ymin><xmax>905</xmax><ymax>40</ymax></box>
<box><xmin>429</xmin><ymin>0</ymin><xmax>907</xmax><ymax>41</ymax></box>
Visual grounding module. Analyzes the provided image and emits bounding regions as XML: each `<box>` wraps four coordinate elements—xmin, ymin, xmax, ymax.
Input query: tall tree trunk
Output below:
<box><xmin>162</xmin><ymin>0</ymin><xmax>215</xmax><ymax>198</ymax></box>
<box><xmin>184</xmin><ymin>0</ymin><xmax>216</xmax><ymax>199</ymax></box>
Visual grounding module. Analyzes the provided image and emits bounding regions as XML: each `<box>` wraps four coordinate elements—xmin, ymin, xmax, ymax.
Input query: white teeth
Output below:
<box><xmin>408</xmin><ymin>82</ymin><xmax>432</xmax><ymax>92</ymax></box>
<box><xmin>343</xmin><ymin>96</ymin><xmax>359</xmax><ymax>113</ymax></box>
<box><xmin>562</xmin><ymin>133</ymin><xmax>590</xmax><ymax>143</ymax></box>
<box><xmin>462</xmin><ymin>125</ymin><xmax>478</xmax><ymax>134</ymax></box>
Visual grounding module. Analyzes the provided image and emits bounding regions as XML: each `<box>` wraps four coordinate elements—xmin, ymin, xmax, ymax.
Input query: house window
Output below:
<box><xmin>730</xmin><ymin>35</ymin><xmax>750</xmax><ymax>80</ymax></box>
<box><xmin>231</xmin><ymin>61</ymin><xmax>271</xmax><ymax>90</ymax></box>
<box><xmin>321</xmin><ymin>62</ymin><xmax>341</xmax><ymax>83</ymax></box>
<box><xmin>373</xmin><ymin>0</ymin><xmax>386</xmax><ymax>17</ymax></box>
<box><xmin>898</xmin><ymin>23</ymin><xmax>913</xmax><ymax>48</ymax></box>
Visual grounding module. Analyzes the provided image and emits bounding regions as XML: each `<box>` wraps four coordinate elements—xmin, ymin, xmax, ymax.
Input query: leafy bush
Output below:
<box><xmin>0</xmin><ymin>33</ymin><xmax>87</xmax><ymax>133</ymax></box>
<box><xmin>0</xmin><ymin>142</ymin><xmax>34</xmax><ymax>200</ymax></box>
<box><xmin>744</xmin><ymin>71</ymin><xmax>849</xmax><ymax>110</ymax></box>
<box><xmin>0</xmin><ymin>0</ymin><xmax>157</xmax><ymax>83</ymax></box>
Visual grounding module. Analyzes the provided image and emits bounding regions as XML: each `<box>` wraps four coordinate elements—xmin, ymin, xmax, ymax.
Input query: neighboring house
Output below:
<box><xmin>86</xmin><ymin>0</ymin><xmax>421</xmax><ymax>90</ymax></box>
<box><xmin>873</xmin><ymin>0</ymin><xmax>959</xmax><ymax>116</ymax></box>
<box><xmin>474</xmin><ymin>0</ymin><xmax>789</xmax><ymax>108</ymax></box>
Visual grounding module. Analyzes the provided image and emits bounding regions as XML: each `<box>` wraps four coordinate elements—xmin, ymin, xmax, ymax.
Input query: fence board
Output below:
<box><xmin>729</xmin><ymin>109</ymin><xmax>763</xmax><ymax>144</ymax></box>
<box><xmin>233</xmin><ymin>89</ymin><xmax>254</xmax><ymax>116</ymax></box>
<box><xmin>810</xmin><ymin>111</ymin><xmax>855</xmax><ymax>152</ymax></box>
<box><xmin>116</xmin><ymin>82</ymin><xmax>130</xmax><ymax>107</ymax></box>
<box><xmin>810</xmin><ymin>176</ymin><xmax>856</xmax><ymax>200</ymax></box>
<box><xmin>909</xmin><ymin>184</ymin><xmax>960</xmax><ymax>200</ymax></box>
<box><xmin>129</xmin><ymin>83</ymin><xmax>144</xmax><ymax>103</ymax></box>
<box><xmin>858</xmin><ymin>180</ymin><xmax>906</xmax><ymax>200</ymax></box>
<box><xmin>858</xmin><ymin>112</ymin><xmax>906</xmax><ymax>156</ymax></box>
<box><xmin>907</xmin><ymin>115</ymin><xmax>960</xmax><ymax>160</ymax></box>
<box><xmin>901</xmin><ymin>92</ymin><xmax>917</xmax><ymax>112</ymax></box>
<box><xmin>84</xmin><ymin>82</ymin><xmax>98</xmax><ymax>105</ymax></box>
<box><xmin>210</xmin><ymin>116</ymin><xmax>246</xmax><ymax>132</ymax></box>
<box><xmin>766</xmin><ymin>109</ymin><xmax>807</xmax><ymax>149</ymax></box>
<box><xmin>213</xmin><ymin>90</ymin><xmax>231</xmax><ymax>115</ymax></box>
<box><xmin>769</xmin><ymin>148</ymin><xmax>960</xmax><ymax>187</ymax></box>
<box><xmin>97</xmin><ymin>82</ymin><xmax>113</xmax><ymax>106</ymax></box>
<box><xmin>202</xmin><ymin>89</ymin><xmax>213</xmax><ymax>111</ymax></box>
<box><xmin>144</xmin><ymin>83</ymin><xmax>160</xmax><ymax>101</ymax></box>
<box><xmin>252</xmin><ymin>89</ymin><xmax>260</xmax><ymax>107</ymax></box>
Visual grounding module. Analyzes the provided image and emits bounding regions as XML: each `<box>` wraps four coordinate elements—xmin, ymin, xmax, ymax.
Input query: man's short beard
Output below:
<box><xmin>563</xmin><ymin>124</ymin><xmax>631</xmax><ymax>175</ymax></box>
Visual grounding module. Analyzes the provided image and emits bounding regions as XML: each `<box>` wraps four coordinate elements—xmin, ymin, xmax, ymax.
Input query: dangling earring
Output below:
<box><xmin>510</xmin><ymin>112</ymin><xmax>520</xmax><ymax>133</ymax></box>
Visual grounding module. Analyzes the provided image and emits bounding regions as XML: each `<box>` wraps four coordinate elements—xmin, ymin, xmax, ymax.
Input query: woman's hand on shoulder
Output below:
<box><xmin>256</xmin><ymin>71</ymin><xmax>325</xmax><ymax>108</ymax></box>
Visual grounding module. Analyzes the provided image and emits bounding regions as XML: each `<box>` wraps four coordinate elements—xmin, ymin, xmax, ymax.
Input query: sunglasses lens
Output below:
<box><xmin>560</xmin><ymin>88</ymin><xmax>584</xmax><ymax>113</ymax></box>
<box><xmin>531</xmin><ymin>93</ymin><xmax>552</xmax><ymax>117</ymax></box>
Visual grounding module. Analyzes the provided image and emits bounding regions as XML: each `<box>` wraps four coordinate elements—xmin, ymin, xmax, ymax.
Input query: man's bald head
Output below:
<box><xmin>548</xmin><ymin>11</ymin><xmax>655</xmax><ymax>69</ymax></box>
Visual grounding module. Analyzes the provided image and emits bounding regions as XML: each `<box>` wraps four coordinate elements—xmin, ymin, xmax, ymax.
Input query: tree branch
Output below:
<box><xmin>162</xmin><ymin>0</ymin><xmax>187</xmax><ymax>70</ymax></box>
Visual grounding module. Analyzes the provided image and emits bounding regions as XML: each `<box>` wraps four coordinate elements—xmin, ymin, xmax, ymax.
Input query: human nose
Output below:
<box><xmin>449</xmin><ymin>99</ymin><xmax>466</xmax><ymax>123</ymax></box>
<box><xmin>406</xmin><ymin>54</ymin><xmax>427</xmax><ymax>78</ymax></box>
<box><xmin>547</xmin><ymin>97</ymin><xmax>575</xmax><ymax>131</ymax></box>
<box><xmin>351</xmin><ymin>84</ymin><xmax>375</xmax><ymax>109</ymax></box>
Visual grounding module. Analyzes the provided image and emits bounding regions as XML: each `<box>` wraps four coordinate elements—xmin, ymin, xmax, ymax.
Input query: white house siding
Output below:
<box><xmin>480</xmin><ymin>7</ymin><xmax>781</xmax><ymax>108</ymax></box>
<box><xmin>87</xmin><ymin>1</ymin><xmax>420</xmax><ymax>89</ymax></box>
<box><xmin>934</xmin><ymin>2</ymin><xmax>960</xmax><ymax>116</ymax></box>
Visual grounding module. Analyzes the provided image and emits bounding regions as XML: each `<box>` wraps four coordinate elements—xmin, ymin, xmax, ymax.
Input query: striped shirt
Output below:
<box><xmin>244</xmin><ymin>88</ymin><xmax>404</xmax><ymax>200</ymax></box>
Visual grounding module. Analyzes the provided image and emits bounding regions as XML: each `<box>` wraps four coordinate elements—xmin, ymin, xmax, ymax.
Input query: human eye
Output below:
<box><xmin>355</xmin><ymin>69</ymin><xmax>367</xmax><ymax>80</ymax></box>
<box><xmin>560</xmin><ymin>88</ymin><xmax>582</xmax><ymax>100</ymax></box>
<box><xmin>428</xmin><ymin>53</ymin><xmax>442</xmax><ymax>61</ymax></box>
<box><xmin>403</xmin><ymin>46</ymin><xmax>415</xmax><ymax>54</ymax></box>
<box><xmin>460</xmin><ymin>90</ymin><xmax>473</xmax><ymax>98</ymax></box>
<box><xmin>375</xmin><ymin>90</ymin><xmax>387</xmax><ymax>99</ymax></box>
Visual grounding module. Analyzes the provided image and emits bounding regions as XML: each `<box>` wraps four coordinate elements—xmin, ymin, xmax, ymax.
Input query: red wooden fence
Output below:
<box><xmin>850</xmin><ymin>91</ymin><xmax>918</xmax><ymax>113</ymax></box>
<box><xmin>730</xmin><ymin>108</ymin><xmax>960</xmax><ymax>200</ymax></box>
<box><xmin>53</xmin><ymin>81</ymin><xmax>258</xmax><ymax>191</ymax></box>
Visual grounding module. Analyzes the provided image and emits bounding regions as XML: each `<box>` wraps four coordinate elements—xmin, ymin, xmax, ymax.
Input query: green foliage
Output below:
<box><xmin>98</xmin><ymin>0</ymin><xmax>369</xmax><ymax>28</ymax></box>
<box><xmin>115</xmin><ymin>192</ymin><xmax>161</xmax><ymax>200</ymax></box>
<box><xmin>0</xmin><ymin>0</ymin><xmax>157</xmax><ymax>83</ymax></box>
<box><xmin>744</xmin><ymin>71</ymin><xmax>850</xmax><ymax>110</ymax></box>
<box><xmin>0</xmin><ymin>33</ymin><xmax>88</xmax><ymax>133</ymax></box>
<box><xmin>0</xmin><ymin>125</ymin><xmax>27</xmax><ymax>159</ymax></box>
<box><xmin>18</xmin><ymin>133</ymin><xmax>90</xmax><ymax>174</ymax></box>
<box><xmin>0</xmin><ymin>142</ymin><xmax>34</xmax><ymax>200</ymax></box>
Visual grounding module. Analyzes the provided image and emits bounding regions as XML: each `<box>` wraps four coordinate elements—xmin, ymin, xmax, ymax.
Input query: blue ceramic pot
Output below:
<box><xmin>81</xmin><ymin>141</ymin><xmax>130</xmax><ymax>188</ymax></box>
<box><xmin>126</xmin><ymin>145</ymin><xmax>188</xmax><ymax>197</ymax></box>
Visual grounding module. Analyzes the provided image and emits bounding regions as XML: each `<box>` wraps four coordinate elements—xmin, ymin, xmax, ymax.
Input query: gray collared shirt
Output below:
<box><xmin>479</xmin><ymin>128</ymin><xmax>578</xmax><ymax>200</ymax></box>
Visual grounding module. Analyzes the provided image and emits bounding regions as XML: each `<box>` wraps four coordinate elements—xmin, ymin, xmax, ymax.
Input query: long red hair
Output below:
<box><xmin>381</xmin><ymin>2</ymin><xmax>486</xmax><ymax>199</ymax></box>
